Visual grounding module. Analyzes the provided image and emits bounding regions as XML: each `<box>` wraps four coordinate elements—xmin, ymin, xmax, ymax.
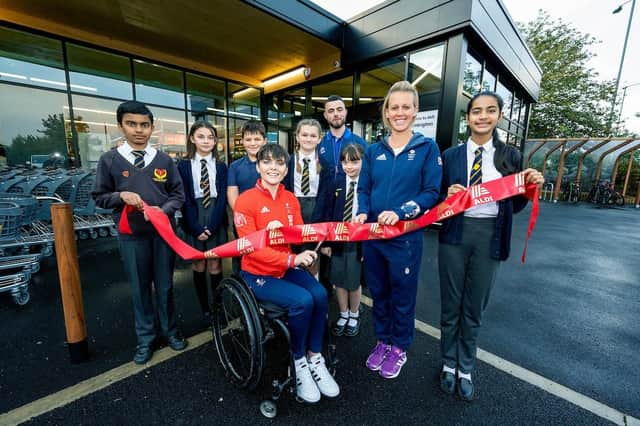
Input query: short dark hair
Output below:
<box><xmin>325</xmin><ymin>95</ymin><xmax>344</xmax><ymax>106</ymax></box>
<box><xmin>241</xmin><ymin>120</ymin><xmax>266</xmax><ymax>139</ymax></box>
<box><xmin>116</xmin><ymin>100</ymin><xmax>154</xmax><ymax>125</ymax></box>
<box><xmin>186</xmin><ymin>120</ymin><xmax>218</xmax><ymax>160</ymax></box>
<box><xmin>256</xmin><ymin>143</ymin><xmax>289</xmax><ymax>163</ymax></box>
<box><xmin>340</xmin><ymin>143</ymin><xmax>365</xmax><ymax>162</ymax></box>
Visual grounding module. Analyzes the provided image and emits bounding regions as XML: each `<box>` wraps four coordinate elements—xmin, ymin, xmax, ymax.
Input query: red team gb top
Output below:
<box><xmin>233</xmin><ymin>180</ymin><xmax>303</xmax><ymax>278</ymax></box>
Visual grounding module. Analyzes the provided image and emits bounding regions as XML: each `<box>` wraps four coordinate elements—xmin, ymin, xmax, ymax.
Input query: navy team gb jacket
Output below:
<box><xmin>357</xmin><ymin>132</ymin><xmax>442</xmax><ymax>238</ymax></box>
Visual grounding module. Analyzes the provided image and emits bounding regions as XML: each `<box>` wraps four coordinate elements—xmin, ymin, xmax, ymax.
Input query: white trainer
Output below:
<box><xmin>308</xmin><ymin>353</ymin><xmax>340</xmax><ymax>398</ymax></box>
<box><xmin>295</xmin><ymin>358</ymin><xmax>321</xmax><ymax>403</ymax></box>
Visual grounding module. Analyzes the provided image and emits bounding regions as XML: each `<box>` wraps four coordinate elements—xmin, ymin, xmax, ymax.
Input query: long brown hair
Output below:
<box><xmin>185</xmin><ymin>120</ymin><xmax>218</xmax><ymax>160</ymax></box>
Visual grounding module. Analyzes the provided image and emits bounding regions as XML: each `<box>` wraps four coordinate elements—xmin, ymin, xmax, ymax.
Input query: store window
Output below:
<box><xmin>228</xmin><ymin>84</ymin><xmax>260</xmax><ymax>121</ymax></box>
<box><xmin>496</xmin><ymin>80</ymin><xmax>513</xmax><ymax>121</ymax></box>
<box><xmin>146</xmin><ymin>106</ymin><xmax>186</xmax><ymax>158</ymax></box>
<box><xmin>134</xmin><ymin>60</ymin><xmax>185</xmax><ymax>109</ymax></box>
<box><xmin>186</xmin><ymin>73</ymin><xmax>225</xmax><ymax>117</ymax></box>
<box><xmin>462</xmin><ymin>54</ymin><xmax>482</xmax><ymax>96</ymax></box>
<box><xmin>496</xmin><ymin>128</ymin><xmax>508</xmax><ymax>143</ymax></box>
<box><xmin>0</xmin><ymin>27</ymin><xmax>66</xmax><ymax>90</ymax></box>
<box><xmin>360</xmin><ymin>56</ymin><xmax>406</xmax><ymax>107</ymax></box>
<box><xmin>358</xmin><ymin>57</ymin><xmax>405</xmax><ymax>142</ymax></box>
<box><xmin>0</xmin><ymin>84</ymin><xmax>69</xmax><ymax>166</ymax></box>
<box><xmin>458</xmin><ymin>109</ymin><xmax>469</xmax><ymax>145</ymax></box>
<box><xmin>311</xmin><ymin>76</ymin><xmax>354</xmax><ymax>110</ymax></box>
<box><xmin>512</xmin><ymin>95</ymin><xmax>522</xmax><ymax>125</ymax></box>
<box><xmin>67</xmin><ymin>43</ymin><xmax>132</xmax><ymax>99</ymax></box>
<box><xmin>229</xmin><ymin>117</ymin><xmax>249</xmax><ymax>161</ymax></box>
<box><xmin>482</xmin><ymin>70</ymin><xmax>496</xmax><ymax>92</ymax></box>
<box><xmin>274</xmin><ymin>88</ymin><xmax>306</xmax><ymax>131</ymax></box>
<box><xmin>67</xmin><ymin>95</ymin><xmax>122</xmax><ymax>169</ymax></box>
<box><xmin>408</xmin><ymin>45</ymin><xmax>444</xmax><ymax>94</ymax></box>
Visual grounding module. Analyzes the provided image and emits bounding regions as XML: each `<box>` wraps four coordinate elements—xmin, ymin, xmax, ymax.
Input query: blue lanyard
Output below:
<box><xmin>332</xmin><ymin>136</ymin><xmax>342</xmax><ymax>175</ymax></box>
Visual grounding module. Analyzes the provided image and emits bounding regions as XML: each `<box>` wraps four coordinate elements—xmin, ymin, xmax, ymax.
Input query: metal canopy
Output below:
<box><xmin>0</xmin><ymin>0</ymin><xmax>342</xmax><ymax>86</ymax></box>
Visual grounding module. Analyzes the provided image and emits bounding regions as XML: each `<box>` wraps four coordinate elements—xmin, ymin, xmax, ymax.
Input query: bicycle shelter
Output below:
<box><xmin>525</xmin><ymin>138</ymin><xmax>640</xmax><ymax>206</ymax></box>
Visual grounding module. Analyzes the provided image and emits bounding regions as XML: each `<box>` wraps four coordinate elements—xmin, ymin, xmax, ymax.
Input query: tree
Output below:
<box><xmin>519</xmin><ymin>11</ymin><xmax>618</xmax><ymax>138</ymax></box>
<box><xmin>7</xmin><ymin>113</ymin><xmax>67</xmax><ymax>165</ymax></box>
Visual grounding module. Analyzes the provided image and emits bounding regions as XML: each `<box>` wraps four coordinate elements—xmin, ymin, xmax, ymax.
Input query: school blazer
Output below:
<box><xmin>177</xmin><ymin>159</ymin><xmax>228</xmax><ymax>237</ymax></box>
<box><xmin>283</xmin><ymin>154</ymin><xmax>298</xmax><ymax>193</ymax></box>
<box><xmin>438</xmin><ymin>139</ymin><xmax>528</xmax><ymax>261</ymax></box>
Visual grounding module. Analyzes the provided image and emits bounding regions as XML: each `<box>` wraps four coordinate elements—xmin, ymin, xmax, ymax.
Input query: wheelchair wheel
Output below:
<box><xmin>259</xmin><ymin>400</ymin><xmax>277</xmax><ymax>418</ymax></box>
<box><xmin>212</xmin><ymin>277</ymin><xmax>264</xmax><ymax>390</ymax></box>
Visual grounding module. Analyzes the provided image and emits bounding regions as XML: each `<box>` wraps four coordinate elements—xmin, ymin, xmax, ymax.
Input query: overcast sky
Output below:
<box><xmin>312</xmin><ymin>0</ymin><xmax>640</xmax><ymax>134</ymax></box>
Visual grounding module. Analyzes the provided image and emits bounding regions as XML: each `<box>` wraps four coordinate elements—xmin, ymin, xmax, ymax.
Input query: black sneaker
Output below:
<box><xmin>457</xmin><ymin>377</ymin><xmax>474</xmax><ymax>401</ymax></box>
<box><xmin>133</xmin><ymin>344</ymin><xmax>153</xmax><ymax>364</ymax></box>
<box><xmin>167</xmin><ymin>334</ymin><xmax>188</xmax><ymax>351</ymax></box>
<box><xmin>440</xmin><ymin>370</ymin><xmax>456</xmax><ymax>394</ymax></box>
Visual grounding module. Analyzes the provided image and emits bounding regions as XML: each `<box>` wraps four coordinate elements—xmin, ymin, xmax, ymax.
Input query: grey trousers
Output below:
<box><xmin>118</xmin><ymin>233</ymin><xmax>178</xmax><ymax>346</ymax></box>
<box><xmin>438</xmin><ymin>217</ymin><xmax>500</xmax><ymax>374</ymax></box>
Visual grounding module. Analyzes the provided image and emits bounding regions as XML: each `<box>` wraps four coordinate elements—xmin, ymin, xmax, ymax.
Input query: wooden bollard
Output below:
<box><xmin>51</xmin><ymin>203</ymin><xmax>89</xmax><ymax>363</ymax></box>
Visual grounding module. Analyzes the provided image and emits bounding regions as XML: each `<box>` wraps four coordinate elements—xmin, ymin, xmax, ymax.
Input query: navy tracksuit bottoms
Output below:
<box><xmin>362</xmin><ymin>235</ymin><xmax>423</xmax><ymax>351</ymax></box>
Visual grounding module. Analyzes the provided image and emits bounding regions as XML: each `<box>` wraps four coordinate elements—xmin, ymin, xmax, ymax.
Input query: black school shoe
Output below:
<box><xmin>457</xmin><ymin>377</ymin><xmax>474</xmax><ymax>401</ymax></box>
<box><xmin>439</xmin><ymin>370</ymin><xmax>456</xmax><ymax>394</ymax></box>
<box><xmin>344</xmin><ymin>317</ymin><xmax>360</xmax><ymax>337</ymax></box>
<box><xmin>332</xmin><ymin>318</ymin><xmax>347</xmax><ymax>336</ymax></box>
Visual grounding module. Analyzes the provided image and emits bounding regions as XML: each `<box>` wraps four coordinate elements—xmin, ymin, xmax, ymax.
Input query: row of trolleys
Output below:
<box><xmin>0</xmin><ymin>167</ymin><xmax>116</xmax><ymax>306</ymax></box>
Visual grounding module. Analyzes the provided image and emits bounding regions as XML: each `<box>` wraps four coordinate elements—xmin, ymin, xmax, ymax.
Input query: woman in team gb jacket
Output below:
<box><xmin>354</xmin><ymin>80</ymin><xmax>442</xmax><ymax>379</ymax></box>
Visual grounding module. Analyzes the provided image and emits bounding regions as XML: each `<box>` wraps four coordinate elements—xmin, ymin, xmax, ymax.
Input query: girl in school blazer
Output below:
<box><xmin>178</xmin><ymin>120</ymin><xmax>228</xmax><ymax>324</ymax></box>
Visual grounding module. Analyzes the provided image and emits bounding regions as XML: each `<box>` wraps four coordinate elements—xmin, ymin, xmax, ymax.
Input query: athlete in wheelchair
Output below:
<box><xmin>212</xmin><ymin>144</ymin><xmax>339</xmax><ymax>417</ymax></box>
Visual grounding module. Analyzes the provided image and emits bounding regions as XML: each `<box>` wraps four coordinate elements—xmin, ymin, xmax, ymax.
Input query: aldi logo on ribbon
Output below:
<box><xmin>236</xmin><ymin>237</ymin><xmax>254</xmax><ymax>255</ymax></box>
<box><xmin>368</xmin><ymin>223</ymin><xmax>384</xmax><ymax>239</ymax></box>
<box><xmin>471</xmin><ymin>185</ymin><xmax>493</xmax><ymax>205</ymax></box>
<box><xmin>437</xmin><ymin>202</ymin><xmax>455</xmax><ymax>220</ymax></box>
<box><xmin>301</xmin><ymin>224</ymin><xmax>318</xmax><ymax>243</ymax></box>
<box><xmin>268</xmin><ymin>229</ymin><xmax>285</xmax><ymax>245</ymax></box>
<box><xmin>334</xmin><ymin>222</ymin><xmax>350</xmax><ymax>241</ymax></box>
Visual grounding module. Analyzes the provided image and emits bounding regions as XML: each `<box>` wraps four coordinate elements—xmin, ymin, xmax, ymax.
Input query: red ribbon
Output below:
<box><xmin>119</xmin><ymin>172</ymin><xmax>539</xmax><ymax>263</ymax></box>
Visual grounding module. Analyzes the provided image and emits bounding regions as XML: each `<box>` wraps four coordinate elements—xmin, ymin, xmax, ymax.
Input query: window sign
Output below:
<box><xmin>412</xmin><ymin>110</ymin><xmax>438</xmax><ymax>139</ymax></box>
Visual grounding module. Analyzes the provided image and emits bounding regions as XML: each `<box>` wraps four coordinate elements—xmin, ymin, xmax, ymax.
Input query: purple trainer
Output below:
<box><xmin>379</xmin><ymin>346</ymin><xmax>407</xmax><ymax>379</ymax></box>
<box><xmin>366</xmin><ymin>342</ymin><xmax>391</xmax><ymax>371</ymax></box>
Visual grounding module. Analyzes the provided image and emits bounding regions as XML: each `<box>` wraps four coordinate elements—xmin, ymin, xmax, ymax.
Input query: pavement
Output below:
<box><xmin>0</xmin><ymin>202</ymin><xmax>638</xmax><ymax>425</ymax></box>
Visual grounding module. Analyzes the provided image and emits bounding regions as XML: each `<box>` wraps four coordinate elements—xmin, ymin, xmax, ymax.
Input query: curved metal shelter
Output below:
<box><xmin>524</xmin><ymin>138</ymin><xmax>640</xmax><ymax>206</ymax></box>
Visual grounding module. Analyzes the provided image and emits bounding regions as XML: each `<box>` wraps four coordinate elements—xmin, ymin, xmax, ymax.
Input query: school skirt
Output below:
<box><xmin>330</xmin><ymin>243</ymin><xmax>361</xmax><ymax>291</ymax></box>
<box><xmin>188</xmin><ymin>197</ymin><xmax>227</xmax><ymax>252</ymax></box>
<box><xmin>294</xmin><ymin>197</ymin><xmax>317</xmax><ymax>253</ymax></box>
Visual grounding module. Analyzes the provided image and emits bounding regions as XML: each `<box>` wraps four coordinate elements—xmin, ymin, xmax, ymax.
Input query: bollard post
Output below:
<box><xmin>51</xmin><ymin>203</ymin><xmax>89</xmax><ymax>363</ymax></box>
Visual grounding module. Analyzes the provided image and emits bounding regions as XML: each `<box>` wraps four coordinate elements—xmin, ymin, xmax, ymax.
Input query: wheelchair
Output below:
<box><xmin>211</xmin><ymin>275</ymin><xmax>338</xmax><ymax>418</ymax></box>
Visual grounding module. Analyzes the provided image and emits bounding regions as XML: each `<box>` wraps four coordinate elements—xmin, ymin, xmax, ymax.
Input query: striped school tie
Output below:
<box><xmin>132</xmin><ymin>150</ymin><xmax>146</xmax><ymax>168</ymax></box>
<box><xmin>469</xmin><ymin>147</ymin><xmax>484</xmax><ymax>186</ymax></box>
<box><xmin>343</xmin><ymin>180</ymin><xmax>356</xmax><ymax>222</ymax></box>
<box><xmin>200</xmin><ymin>159</ymin><xmax>211</xmax><ymax>209</ymax></box>
<box><xmin>301</xmin><ymin>157</ymin><xmax>310</xmax><ymax>195</ymax></box>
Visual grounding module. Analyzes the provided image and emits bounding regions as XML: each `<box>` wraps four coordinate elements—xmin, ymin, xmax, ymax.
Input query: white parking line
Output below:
<box><xmin>0</xmin><ymin>332</ymin><xmax>213</xmax><ymax>426</ymax></box>
<box><xmin>361</xmin><ymin>295</ymin><xmax>638</xmax><ymax>426</ymax></box>
<box><xmin>2</xmin><ymin>300</ymin><xmax>638</xmax><ymax>426</ymax></box>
